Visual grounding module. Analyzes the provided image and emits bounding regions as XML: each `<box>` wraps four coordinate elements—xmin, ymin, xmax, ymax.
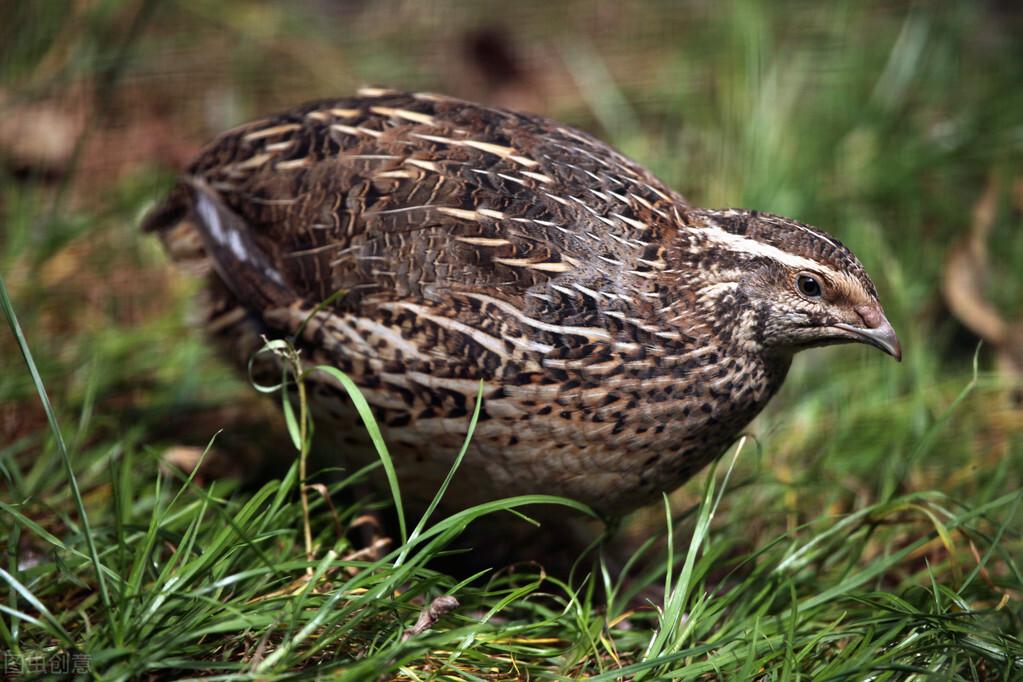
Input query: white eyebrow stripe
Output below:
<box><xmin>696</xmin><ymin>226</ymin><xmax>839</xmax><ymax>278</ymax></box>
<box><xmin>715</xmin><ymin>209</ymin><xmax>842</xmax><ymax>251</ymax></box>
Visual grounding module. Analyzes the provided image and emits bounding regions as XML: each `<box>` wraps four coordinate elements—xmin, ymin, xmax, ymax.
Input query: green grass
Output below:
<box><xmin>2</xmin><ymin>0</ymin><xmax>1022</xmax><ymax>678</ymax></box>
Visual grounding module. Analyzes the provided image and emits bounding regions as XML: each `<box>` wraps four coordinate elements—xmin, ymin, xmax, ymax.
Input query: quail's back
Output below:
<box><xmin>144</xmin><ymin>89</ymin><xmax>900</xmax><ymax>516</ymax></box>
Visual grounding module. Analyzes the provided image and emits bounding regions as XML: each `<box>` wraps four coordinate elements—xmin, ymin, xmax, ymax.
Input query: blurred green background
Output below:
<box><xmin>1</xmin><ymin>0</ymin><xmax>1021</xmax><ymax>676</ymax></box>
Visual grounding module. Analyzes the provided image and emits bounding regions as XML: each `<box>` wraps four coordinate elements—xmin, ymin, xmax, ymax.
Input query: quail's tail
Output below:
<box><xmin>143</xmin><ymin>178</ymin><xmax>295</xmax><ymax>310</ymax></box>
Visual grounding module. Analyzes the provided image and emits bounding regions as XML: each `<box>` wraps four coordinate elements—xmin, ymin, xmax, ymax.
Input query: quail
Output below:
<box><xmin>143</xmin><ymin>88</ymin><xmax>901</xmax><ymax>518</ymax></box>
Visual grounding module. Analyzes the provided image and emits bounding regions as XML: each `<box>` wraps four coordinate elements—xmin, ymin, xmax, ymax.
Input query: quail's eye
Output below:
<box><xmin>796</xmin><ymin>273</ymin><xmax>823</xmax><ymax>299</ymax></box>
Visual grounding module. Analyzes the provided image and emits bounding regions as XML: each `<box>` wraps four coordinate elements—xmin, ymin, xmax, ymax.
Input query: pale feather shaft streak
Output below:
<box><xmin>455</xmin><ymin>236</ymin><xmax>513</xmax><ymax>247</ymax></box>
<box><xmin>380</xmin><ymin>302</ymin><xmax>512</xmax><ymax>360</ymax></box>
<box><xmin>466</xmin><ymin>293</ymin><xmax>612</xmax><ymax>342</ymax></box>
<box><xmin>243</xmin><ymin>123</ymin><xmax>301</xmax><ymax>141</ymax></box>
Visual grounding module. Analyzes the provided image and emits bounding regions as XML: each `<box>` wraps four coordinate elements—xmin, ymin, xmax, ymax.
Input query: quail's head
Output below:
<box><xmin>688</xmin><ymin>208</ymin><xmax>901</xmax><ymax>361</ymax></box>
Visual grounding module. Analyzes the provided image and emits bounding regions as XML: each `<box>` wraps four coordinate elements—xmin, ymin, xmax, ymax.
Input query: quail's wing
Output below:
<box><xmin>166</xmin><ymin>93</ymin><xmax>683</xmax><ymax>302</ymax></box>
<box><xmin>145</xmin><ymin>92</ymin><xmax>689</xmax><ymax>380</ymax></box>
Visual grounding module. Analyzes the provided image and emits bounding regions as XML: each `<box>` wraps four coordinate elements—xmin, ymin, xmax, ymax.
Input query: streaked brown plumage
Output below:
<box><xmin>144</xmin><ymin>88</ymin><xmax>901</xmax><ymax>517</ymax></box>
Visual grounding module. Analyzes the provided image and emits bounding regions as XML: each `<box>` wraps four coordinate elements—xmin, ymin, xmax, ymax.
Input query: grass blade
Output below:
<box><xmin>0</xmin><ymin>274</ymin><xmax>112</xmax><ymax>616</ymax></box>
<box><xmin>312</xmin><ymin>365</ymin><xmax>408</xmax><ymax>544</ymax></box>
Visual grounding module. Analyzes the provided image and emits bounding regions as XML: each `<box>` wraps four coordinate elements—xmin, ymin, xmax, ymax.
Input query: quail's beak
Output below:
<box><xmin>833</xmin><ymin>305</ymin><xmax>902</xmax><ymax>361</ymax></box>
